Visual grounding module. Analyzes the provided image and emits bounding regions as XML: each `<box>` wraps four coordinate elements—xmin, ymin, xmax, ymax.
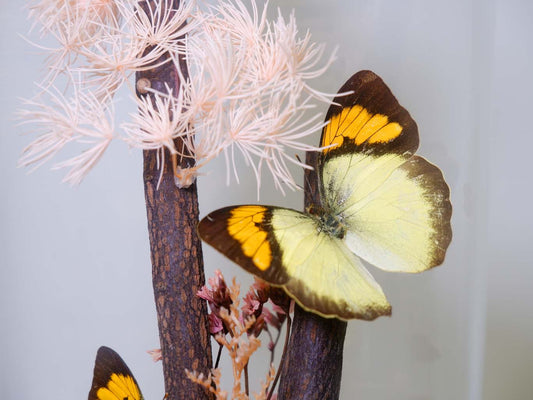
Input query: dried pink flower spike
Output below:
<box><xmin>240</xmin><ymin>278</ymin><xmax>289</xmax><ymax>338</ymax></box>
<box><xmin>208</xmin><ymin>312</ymin><xmax>225</xmax><ymax>335</ymax></box>
<box><xmin>199</xmin><ymin>269</ymin><xmax>232</xmax><ymax>310</ymax></box>
<box><xmin>197</xmin><ymin>269</ymin><xmax>233</xmax><ymax>336</ymax></box>
<box><xmin>262</xmin><ymin>305</ymin><xmax>285</xmax><ymax>332</ymax></box>
<box><xmin>193</xmin><ymin>273</ymin><xmax>286</xmax><ymax>399</ymax></box>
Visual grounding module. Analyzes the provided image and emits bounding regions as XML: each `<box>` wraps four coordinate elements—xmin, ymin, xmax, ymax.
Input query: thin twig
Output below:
<box><xmin>244</xmin><ymin>363</ymin><xmax>250</xmax><ymax>396</ymax></box>
<box><xmin>267</xmin><ymin>312</ymin><xmax>292</xmax><ymax>400</ymax></box>
<box><xmin>214</xmin><ymin>343</ymin><xmax>223</xmax><ymax>369</ymax></box>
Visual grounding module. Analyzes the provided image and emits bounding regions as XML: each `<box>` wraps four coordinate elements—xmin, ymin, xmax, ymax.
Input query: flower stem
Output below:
<box><xmin>267</xmin><ymin>311</ymin><xmax>292</xmax><ymax>400</ymax></box>
<box><xmin>244</xmin><ymin>363</ymin><xmax>250</xmax><ymax>396</ymax></box>
<box><xmin>214</xmin><ymin>343</ymin><xmax>223</xmax><ymax>369</ymax></box>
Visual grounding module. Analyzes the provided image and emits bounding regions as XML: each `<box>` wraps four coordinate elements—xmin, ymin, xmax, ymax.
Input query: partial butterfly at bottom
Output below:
<box><xmin>198</xmin><ymin>70</ymin><xmax>452</xmax><ymax>321</ymax></box>
<box><xmin>88</xmin><ymin>346</ymin><xmax>144</xmax><ymax>400</ymax></box>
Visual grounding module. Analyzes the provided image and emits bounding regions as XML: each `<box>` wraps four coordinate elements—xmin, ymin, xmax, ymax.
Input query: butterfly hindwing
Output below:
<box><xmin>266</xmin><ymin>208</ymin><xmax>390</xmax><ymax>320</ymax></box>
<box><xmin>88</xmin><ymin>346</ymin><xmax>143</xmax><ymax>400</ymax></box>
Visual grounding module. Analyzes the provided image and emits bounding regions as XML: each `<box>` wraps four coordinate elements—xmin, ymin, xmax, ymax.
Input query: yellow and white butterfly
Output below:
<box><xmin>198</xmin><ymin>70</ymin><xmax>452</xmax><ymax>321</ymax></box>
<box><xmin>88</xmin><ymin>346</ymin><xmax>144</xmax><ymax>400</ymax></box>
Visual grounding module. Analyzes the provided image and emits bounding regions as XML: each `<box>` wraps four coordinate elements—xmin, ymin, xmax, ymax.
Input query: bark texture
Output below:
<box><xmin>277</xmin><ymin>151</ymin><xmax>348</xmax><ymax>400</ymax></box>
<box><xmin>137</xmin><ymin>1</ymin><xmax>212</xmax><ymax>399</ymax></box>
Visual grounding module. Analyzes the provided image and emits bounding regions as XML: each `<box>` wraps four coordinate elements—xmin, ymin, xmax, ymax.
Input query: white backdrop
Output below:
<box><xmin>1</xmin><ymin>1</ymin><xmax>532</xmax><ymax>399</ymax></box>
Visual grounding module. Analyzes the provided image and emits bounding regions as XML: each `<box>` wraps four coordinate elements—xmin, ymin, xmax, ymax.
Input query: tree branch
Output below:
<box><xmin>137</xmin><ymin>1</ymin><xmax>213</xmax><ymax>399</ymax></box>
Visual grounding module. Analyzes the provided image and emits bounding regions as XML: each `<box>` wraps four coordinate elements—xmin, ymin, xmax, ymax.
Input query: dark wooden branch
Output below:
<box><xmin>137</xmin><ymin>1</ymin><xmax>212</xmax><ymax>399</ymax></box>
<box><xmin>277</xmin><ymin>151</ymin><xmax>347</xmax><ymax>400</ymax></box>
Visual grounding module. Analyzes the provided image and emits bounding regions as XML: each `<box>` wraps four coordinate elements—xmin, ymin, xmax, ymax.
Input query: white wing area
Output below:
<box><xmin>270</xmin><ymin>208</ymin><xmax>391</xmax><ymax>320</ymax></box>
<box><xmin>321</xmin><ymin>153</ymin><xmax>451</xmax><ymax>273</ymax></box>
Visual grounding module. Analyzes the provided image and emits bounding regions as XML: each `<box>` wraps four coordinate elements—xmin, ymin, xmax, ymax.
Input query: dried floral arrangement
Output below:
<box><xmin>188</xmin><ymin>272</ymin><xmax>290</xmax><ymax>399</ymax></box>
<box><xmin>19</xmin><ymin>1</ymin><xmax>452</xmax><ymax>399</ymax></box>
<box><xmin>19</xmin><ymin>0</ymin><xmax>341</xmax><ymax>399</ymax></box>
<box><xmin>20</xmin><ymin>0</ymin><xmax>334</xmax><ymax>191</ymax></box>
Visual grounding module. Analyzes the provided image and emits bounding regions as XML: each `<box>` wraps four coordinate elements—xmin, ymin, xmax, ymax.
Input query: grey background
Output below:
<box><xmin>1</xmin><ymin>0</ymin><xmax>532</xmax><ymax>399</ymax></box>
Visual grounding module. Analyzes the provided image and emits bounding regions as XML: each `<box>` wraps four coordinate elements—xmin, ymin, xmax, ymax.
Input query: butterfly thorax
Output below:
<box><xmin>317</xmin><ymin>212</ymin><xmax>346</xmax><ymax>239</ymax></box>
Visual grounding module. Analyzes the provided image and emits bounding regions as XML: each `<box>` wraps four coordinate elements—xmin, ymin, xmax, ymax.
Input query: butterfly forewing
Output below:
<box><xmin>320</xmin><ymin>70</ymin><xmax>419</xmax><ymax>158</ymax></box>
<box><xmin>197</xmin><ymin>205</ymin><xmax>290</xmax><ymax>285</ymax></box>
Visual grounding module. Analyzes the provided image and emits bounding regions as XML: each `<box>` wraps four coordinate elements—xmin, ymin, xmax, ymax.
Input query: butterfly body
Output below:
<box><xmin>316</xmin><ymin>210</ymin><xmax>347</xmax><ymax>239</ymax></box>
<box><xmin>198</xmin><ymin>70</ymin><xmax>452</xmax><ymax>321</ymax></box>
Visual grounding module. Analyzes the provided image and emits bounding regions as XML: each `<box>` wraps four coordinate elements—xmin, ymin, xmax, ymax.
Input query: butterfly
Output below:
<box><xmin>198</xmin><ymin>70</ymin><xmax>452</xmax><ymax>320</ymax></box>
<box><xmin>88</xmin><ymin>346</ymin><xmax>144</xmax><ymax>400</ymax></box>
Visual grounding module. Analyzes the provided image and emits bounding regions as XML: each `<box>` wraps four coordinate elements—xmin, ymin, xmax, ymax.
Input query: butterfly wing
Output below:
<box><xmin>88</xmin><ymin>346</ymin><xmax>143</xmax><ymax>400</ymax></box>
<box><xmin>319</xmin><ymin>70</ymin><xmax>452</xmax><ymax>273</ymax></box>
<box><xmin>198</xmin><ymin>205</ymin><xmax>390</xmax><ymax>320</ymax></box>
<box><xmin>320</xmin><ymin>70</ymin><xmax>419</xmax><ymax>158</ymax></box>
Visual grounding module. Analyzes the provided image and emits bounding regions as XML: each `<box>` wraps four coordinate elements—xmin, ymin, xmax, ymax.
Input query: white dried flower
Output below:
<box><xmin>122</xmin><ymin>86</ymin><xmax>189</xmax><ymax>187</ymax></box>
<box><xmin>19</xmin><ymin>83</ymin><xmax>114</xmax><ymax>185</ymax></box>
<box><xmin>172</xmin><ymin>0</ymin><xmax>335</xmax><ymax>191</ymax></box>
<box><xmin>19</xmin><ymin>0</ymin><xmax>336</xmax><ymax>193</ymax></box>
<box><xmin>18</xmin><ymin>85</ymin><xmax>80</xmax><ymax>170</ymax></box>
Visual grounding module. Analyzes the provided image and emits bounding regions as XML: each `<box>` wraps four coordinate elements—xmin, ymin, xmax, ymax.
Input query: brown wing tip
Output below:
<box><xmin>330</xmin><ymin>70</ymin><xmax>384</xmax><ymax>108</ymax></box>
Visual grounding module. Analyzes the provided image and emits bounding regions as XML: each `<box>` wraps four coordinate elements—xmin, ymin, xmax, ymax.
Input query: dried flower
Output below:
<box><xmin>147</xmin><ymin>348</ymin><xmax>162</xmax><ymax>362</ymax></box>
<box><xmin>197</xmin><ymin>269</ymin><xmax>233</xmax><ymax>336</ymax></box>
<box><xmin>241</xmin><ymin>278</ymin><xmax>285</xmax><ymax>337</ymax></box>
<box><xmin>198</xmin><ymin>272</ymin><xmax>288</xmax><ymax>358</ymax></box>
<box><xmin>174</xmin><ymin>0</ymin><xmax>335</xmax><ymax>191</ymax></box>
<box><xmin>18</xmin><ymin>82</ymin><xmax>114</xmax><ymax>185</ymax></box>
<box><xmin>208</xmin><ymin>312</ymin><xmax>225</xmax><ymax>335</ymax></box>
<box><xmin>193</xmin><ymin>273</ymin><xmax>288</xmax><ymax>399</ymax></box>
<box><xmin>197</xmin><ymin>269</ymin><xmax>232</xmax><ymax>311</ymax></box>
<box><xmin>186</xmin><ymin>368</ymin><xmax>228</xmax><ymax>400</ymax></box>
<box><xmin>20</xmin><ymin>0</ymin><xmax>335</xmax><ymax>193</ymax></box>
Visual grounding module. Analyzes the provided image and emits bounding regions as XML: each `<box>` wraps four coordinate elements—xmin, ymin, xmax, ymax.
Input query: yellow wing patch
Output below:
<box><xmin>227</xmin><ymin>206</ymin><xmax>272</xmax><ymax>271</ymax></box>
<box><xmin>96</xmin><ymin>373</ymin><xmax>142</xmax><ymax>400</ymax></box>
<box><xmin>322</xmin><ymin>105</ymin><xmax>403</xmax><ymax>151</ymax></box>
